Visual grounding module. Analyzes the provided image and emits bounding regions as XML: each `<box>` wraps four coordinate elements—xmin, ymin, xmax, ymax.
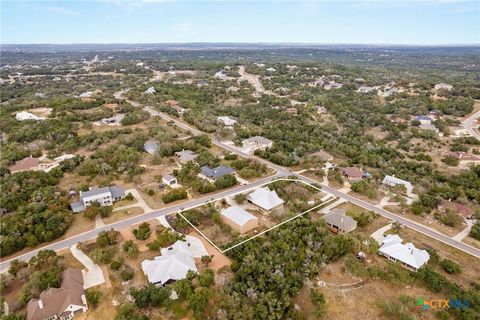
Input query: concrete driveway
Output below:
<box><xmin>70</xmin><ymin>244</ymin><xmax>105</xmax><ymax>289</ymax></box>
<box><xmin>157</xmin><ymin>216</ymin><xmax>208</xmax><ymax>258</ymax></box>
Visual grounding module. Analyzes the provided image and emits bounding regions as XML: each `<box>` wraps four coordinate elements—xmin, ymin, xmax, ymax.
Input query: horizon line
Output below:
<box><xmin>1</xmin><ymin>42</ymin><xmax>479</xmax><ymax>47</ymax></box>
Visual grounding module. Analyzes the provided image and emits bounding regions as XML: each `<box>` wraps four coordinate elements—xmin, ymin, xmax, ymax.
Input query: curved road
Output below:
<box><xmin>464</xmin><ymin>108</ymin><xmax>480</xmax><ymax>140</ymax></box>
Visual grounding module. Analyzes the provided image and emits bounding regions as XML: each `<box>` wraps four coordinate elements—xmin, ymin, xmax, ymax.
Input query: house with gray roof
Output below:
<box><xmin>323</xmin><ymin>209</ymin><xmax>357</xmax><ymax>234</ymax></box>
<box><xmin>70</xmin><ymin>186</ymin><xmax>125</xmax><ymax>213</ymax></box>
<box><xmin>200</xmin><ymin>165</ymin><xmax>235</xmax><ymax>180</ymax></box>
<box><xmin>243</xmin><ymin>136</ymin><xmax>273</xmax><ymax>153</ymax></box>
<box><xmin>175</xmin><ymin>150</ymin><xmax>198</xmax><ymax>164</ymax></box>
<box><xmin>144</xmin><ymin>141</ymin><xmax>159</xmax><ymax>155</ymax></box>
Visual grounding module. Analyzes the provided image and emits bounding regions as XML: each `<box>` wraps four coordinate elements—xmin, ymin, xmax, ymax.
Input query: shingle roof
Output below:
<box><xmin>175</xmin><ymin>150</ymin><xmax>198</xmax><ymax>163</ymax></box>
<box><xmin>221</xmin><ymin>206</ymin><xmax>258</xmax><ymax>227</ymax></box>
<box><xmin>27</xmin><ymin>268</ymin><xmax>85</xmax><ymax>320</ymax></box>
<box><xmin>80</xmin><ymin>186</ymin><xmax>112</xmax><ymax>199</ymax></box>
<box><xmin>311</xmin><ymin>150</ymin><xmax>333</xmax><ymax>161</ymax></box>
<box><xmin>10</xmin><ymin>156</ymin><xmax>39</xmax><ymax>172</ymax></box>
<box><xmin>109</xmin><ymin>186</ymin><xmax>125</xmax><ymax>199</ymax></box>
<box><xmin>70</xmin><ymin>201</ymin><xmax>86</xmax><ymax>213</ymax></box>
<box><xmin>144</xmin><ymin>141</ymin><xmax>159</xmax><ymax>155</ymax></box>
<box><xmin>340</xmin><ymin>167</ymin><xmax>363</xmax><ymax>178</ymax></box>
<box><xmin>244</xmin><ymin>136</ymin><xmax>273</xmax><ymax>146</ymax></box>
<box><xmin>324</xmin><ymin>209</ymin><xmax>357</xmax><ymax>231</ymax></box>
<box><xmin>201</xmin><ymin>165</ymin><xmax>235</xmax><ymax>179</ymax></box>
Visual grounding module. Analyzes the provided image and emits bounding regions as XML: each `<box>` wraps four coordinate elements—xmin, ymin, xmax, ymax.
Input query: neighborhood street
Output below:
<box><xmin>464</xmin><ymin>107</ymin><xmax>480</xmax><ymax>140</ymax></box>
<box><xmin>3</xmin><ymin>90</ymin><xmax>479</xmax><ymax>272</ymax></box>
<box><xmin>0</xmin><ymin>174</ymin><xmax>282</xmax><ymax>272</ymax></box>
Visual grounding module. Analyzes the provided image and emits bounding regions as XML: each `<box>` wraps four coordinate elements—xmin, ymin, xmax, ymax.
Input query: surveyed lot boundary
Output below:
<box><xmin>177</xmin><ymin>178</ymin><xmax>338</xmax><ymax>253</ymax></box>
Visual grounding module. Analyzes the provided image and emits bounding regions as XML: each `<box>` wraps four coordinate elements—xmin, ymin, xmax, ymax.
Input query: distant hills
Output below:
<box><xmin>1</xmin><ymin>43</ymin><xmax>479</xmax><ymax>53</ymax></box>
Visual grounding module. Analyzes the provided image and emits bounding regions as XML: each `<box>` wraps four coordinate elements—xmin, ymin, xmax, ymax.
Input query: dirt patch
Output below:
<box><xmin>189</xmin><ymin>230</ymin><xmax>231</xmax><ymax>272</ymax></box>
<box><xmin>118</xmin><ymin>219</ymin><xmax>159</xmax><ymax>252</ymax></box>
<box><xmin>462</xmin><ymin>236</ymin><xmax>480</xmax><ymax>249</ymax></box>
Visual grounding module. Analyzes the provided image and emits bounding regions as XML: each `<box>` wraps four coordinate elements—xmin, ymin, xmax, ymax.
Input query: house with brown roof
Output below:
<box><xmin>27</xmin><ymin>268</ymin><xmax>88</xmax><ymax>320</ymax></box>
<box><xmin>311</xmin><ymin>150</ymin><xmax>333</xmax><ymax>162</ymax></box>
<box><xmin>339</xmin><ymin>167</ymin><xmax>364</xmax><ymax>182</ymax></box>
<box><xmin>9</xmin><ymin>156</ymin><xmax>40</xmax><ymax>173</ymax></box>
<box><xmin>438</xmin><ymin>200</ymin><xmax>473</xmax><ymax>220</ymax></box>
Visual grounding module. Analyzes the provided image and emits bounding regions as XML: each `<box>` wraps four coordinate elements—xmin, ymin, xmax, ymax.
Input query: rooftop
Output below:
<box><xmin>221</xmin><ymin>206</ymin><xmax>257</xmax><ymax>226</ymax></box>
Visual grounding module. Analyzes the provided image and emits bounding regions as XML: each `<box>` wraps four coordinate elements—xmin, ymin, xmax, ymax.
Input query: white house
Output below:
<box><xmin>70</xmin><ymin>186</ymin><xmax>125</xmax><ymax>213</ymax></box>
<box><xmin>79</xmin><ymin>91</ymin><xmax>93</xmax><ymax>98</ymax></box>
<box><xmin>382</xmin><ymin>175</ymin><xmax>414</xmax><ymax>196</ymax></box>
<box><xmin>15</xmin><ymin>111</ymin><xmax>45</xmax><ymax>121</ymax></box>
<box><xmin>145</xmin><ymin>86</ymin><xmax>156</xmax><ymax>94</ymax></box>
<box><xmin>217</xmin><ymin>116</ymin><xmax>237</xmax><ymax>126</ymax></box>
<box><xmin>142</xmin><ymin>241</ymin><xmax>197</xmax><ymax>286</ymax></box>
<box><xmin>221</xmin><ymin>206</ymin><xmax>258</xmax><ymax>234</ymax></box>
<box><xmin>415</xmin><ymin>115</ymin><xmax>433</xmax><ymax>125</ymax></box>
<box><xmin>378</xmin><ymin>234</ymin><xmax>430</xmax><ymax>272</ymax></box>
<box><xmin>243</xmin><ymin>136</ymin><xmax>273</xmax><ymax>153</ymax></box>
<box><xmin>162</xmin><ymin>174</ymin><xmax>178</xmax><ymax>187</ymax></box>
<box><xmin>247</xmin><ymin>187</ymin><xmax>284</xmax><ymax>213</ymax></box>
<box><xmin>434</xmin><ymin>83</ymin><xmax>453</xmax><ymax>91</ymax></box>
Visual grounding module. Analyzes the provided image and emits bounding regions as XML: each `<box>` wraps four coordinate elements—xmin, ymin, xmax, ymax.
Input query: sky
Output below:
<box><xmin>1</xmin><ymin>0</ymin><xmax>479</xmax><ymax>45</ymax></box>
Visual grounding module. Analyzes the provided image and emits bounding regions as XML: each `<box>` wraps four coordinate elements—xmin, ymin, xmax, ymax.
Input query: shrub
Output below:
<box><xmin>123</xmin><ymin>240</ymin><xmax>140</xmax><ymax>258</ymax></box>
<box><xmin>198</xmin><ymin>269</ymin><xmax>215</xmax><ymax>287</ymax></box>
<box><xmin>121</xmin><ymin>268</ymin><xmax>134</xmax><ymax>281</ymax></box>
<box><xmin>214</xmin><ymin>174</ymin><xmax>237</xmax><ymax>190</ymax></box>
<box><xmin>162</xmin><ymin>188</ymin><xmax>188</xmax><ymax>203</ymax></box>
<box><xmin>440</xmin><ymin>259</ymin><xmax>461</xmax><ymax>274</ymax></box>
<box><xmin>234</xmin><ymin>193</ymin><xmax>247</xmax><ymax>204</ymax></box>
<box><xmin>110</xmin><ymin>260</ymin><xmax>122</xmax><ymax>271</ymax></box>
<box><xmin>133</xmin><ymin>222</ymin><xmax>151</xmax><ymax>241</ymax></box>
<box><xmin>85</xmin><ymin>289</ymin><xmax>102</xmax><ymax>308</ymax></box>
<box><xmin>224</xmin><ymin>153</ymin><xmax>238</xmax><ymax>160</ymax></box>
<box><xmin>96</xmin><ymin>229</ymin><xmax>119</xmax><ymax>247</ymax></box>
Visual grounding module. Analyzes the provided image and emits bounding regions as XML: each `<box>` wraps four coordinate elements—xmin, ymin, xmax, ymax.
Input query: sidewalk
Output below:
<box><xmin>113</xmin><ymin>188</ymin><xmax>153</xmax><ymax>213</ymax></box>
<box><xmin>156</xmin><ymin>216</ymin><xmax>208</xmax><ymax>258</ymax></box>
<box><xmin>452</xmin><ymin>220</ymin><xmax>474</xmax><ymax>242</ymax></box>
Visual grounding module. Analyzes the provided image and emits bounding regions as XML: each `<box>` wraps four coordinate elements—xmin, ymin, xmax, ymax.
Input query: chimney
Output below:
<box><xmin>340</xmin><ymin>217</ymin><xmax>344</xmax><ymax>224</ymax></box>
<box><xmin>38</xmin><ymin>300</ymin><xmax>44</xmax><ymax>309</ymax></box>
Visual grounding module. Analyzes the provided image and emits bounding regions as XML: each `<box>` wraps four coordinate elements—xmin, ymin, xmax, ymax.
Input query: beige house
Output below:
<box><xmin>323</xmin><ymin>209</ymin><xmax>357</xmax><ymax>234</ymax></box>
<box><xmin>221</xmin><ymin>206</ymin><xmax>258</xmax><ymax>234</ymax></box>
<box><xmin>27</xmin><ymin>268</ymin><xmax>88</xmax><ymax>320</ymax></box>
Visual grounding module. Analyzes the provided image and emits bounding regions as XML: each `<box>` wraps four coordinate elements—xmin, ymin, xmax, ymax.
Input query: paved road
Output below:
<box><xmin>5</xmin><ymin>90</ymin><xmax>479</xmax><ymax>271</ymax></box>
<box><xmin>152</xmin><ymin>107</ymin><xmax>480</xmax><ymax>259</ymax></box>
<box><xmin>464</xmin><ymin>108</ymin><xmax>480</xmax><ymax>140</ymax></box>
<box><xmin>0</xmin><ymin>174</ymin><xmax>283</xmax><ymax>272</ymax></box>
<box><xmin>297</xmin><ymin>174</ymin><xmax>480</xmax><ymax>259</ymax></box>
